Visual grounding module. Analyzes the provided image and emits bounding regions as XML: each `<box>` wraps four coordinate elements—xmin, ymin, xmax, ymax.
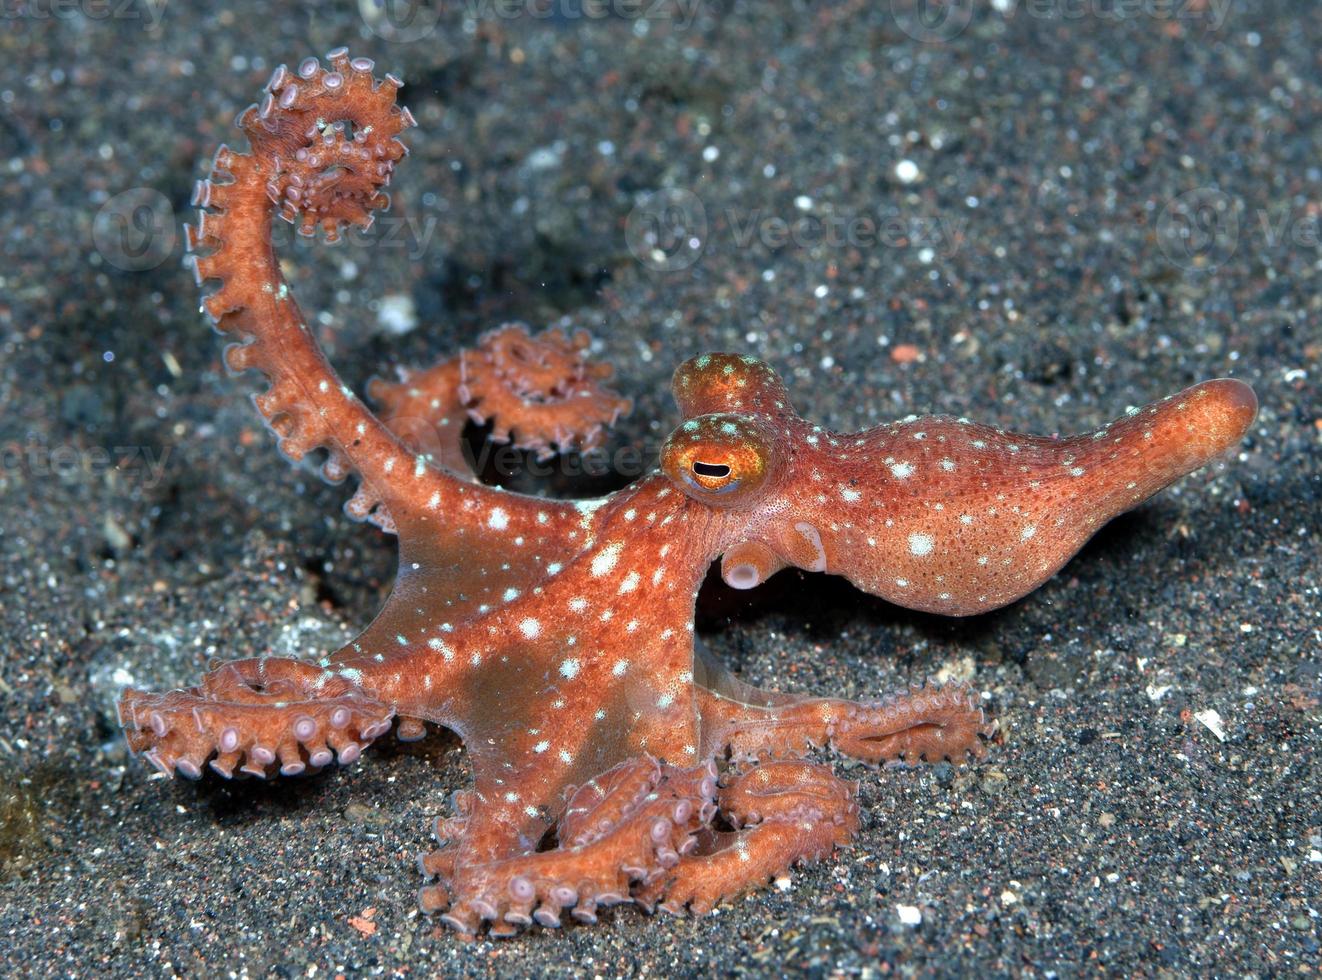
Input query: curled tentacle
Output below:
<box><xmin>118</xmin><ymin>657</ymin><xmax>394</xmax><ymax>779</ymax></box>
<box><xmin>637</xmin><ymin>760</ymin><xmax>859</xmax><ymax>916</ymax></box>
<box><xmin>361</xmin><ymin>324</ymin><xmax>631</xmax><ymax>484</ymax></box>
<box><xmin>457</xmin><ymin>324</ymin><xmax>632</xmax><ymax>460</ymax></box>
<box><xmin>184</xmin><ymin>50</ymin><xmax>452</xmax><ymax>537</ymax></box>
<box><xmin>418</xmin><ymin>760</ymin><xmax>715</xmax><ymax>936</ymax></box>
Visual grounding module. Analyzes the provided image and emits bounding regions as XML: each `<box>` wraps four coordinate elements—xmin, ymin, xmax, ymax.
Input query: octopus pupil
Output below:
<box><xmin>692</xmin><ymin>461</ymin><xmax>731</xmax><ymax>479</ymax></box>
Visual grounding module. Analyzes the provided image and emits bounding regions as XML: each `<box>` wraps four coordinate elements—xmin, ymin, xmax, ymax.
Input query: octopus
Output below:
<box><xmin>118</xmin><ymin>50</ymin><xmax>1258</xmax><ymax>936</ymax></box>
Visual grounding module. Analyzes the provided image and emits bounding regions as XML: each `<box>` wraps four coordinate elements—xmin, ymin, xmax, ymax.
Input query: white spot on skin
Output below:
<box><xmin>533</xmin><ymin>740</ymin><xmax>549</xmax><ymax>753</ymax></box>
<box><xmin>657</xmin><ymin>693</ymin><xmax>674</xmax><ymax>709</ymax></box>
<box><xmin>908</xmin><ymin>532</ymin><xmax>934</xmax><ymax>556</ymax></box>
<box><xmin>612</xmin><ymin>660</ymin><xmax>629</xmax><ymax>677</ymax></box>
<box><xmin>488</xmin><ymin>507</ymin><xmax>509</xmax><ymax>530</ymax></box>
<box><xmin>896</xmin><ymin>578</ymin><xmax>909</xmax><ymax>588</ymax></box>
<box><xmin>940</xmin><ymin>459</ymin><xmax>956</xmax><ymax>472</ymax></box>
<box><xmin>618</xmin><ymin>571</ymin><xmax>640</xmax><ymax>594</ymax></box>
<box><xmin>559</xmin><ymin>658</ymin><xmax>581</xmax><ymax>679</ymax></box>
<box><xmin>1021</xmin><ymin>525</ymin><xmax>1037</xmax><ymax>541</ymax></box>
<box><xmin>427</xmin><ymin>637</ymin><xmax>454</xmax><ymax>661</ymax></box>
<box><xmin>890</xmin><ymin>461</ymin><xmax>914</xmax><ymax>479</ymax></box>
<box><xmin>504</xmin><ymin>588</ymin><xmax>520</xmax><ymax>602</ymax></box>
<box><xmin>959</xmin><ymin>514</ymin><xmax>973</xmax><ymax>525</ymax></box>
<box><xmin>840</xmin><ymin>487</ymin><xmax>862</xmax><ymax>502</ymax></box>
<box><xmin>569</xmin><ymin>597</ymin><xmax>588</xmax><ymax>612</ymax></box>
<box><xmin>1070</xmin><ymin>467</ymin><xmax>1085</xmax><ymax>477</ymax></box>
<box><xmin>591</xmin><ymin>542</ymin><xmax>624</xmax><ymax>577</ymax></box>
<box><xmin>519</xmin><ymin>618</ymin><xmax>541</xmax><ymax>639</ymax></box>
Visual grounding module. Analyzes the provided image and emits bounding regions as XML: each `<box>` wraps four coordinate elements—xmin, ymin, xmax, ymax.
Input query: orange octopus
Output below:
<box><xmin>118</xmin><ymin>51</ymin><xmax>1258</xmax><ymax>936</ymax></box>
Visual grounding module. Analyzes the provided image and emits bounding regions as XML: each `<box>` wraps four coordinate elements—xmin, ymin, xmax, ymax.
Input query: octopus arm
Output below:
<box><xmin>184</xmin><ymin>52</ymin><xmax>544</xmax><ymax>539</ymax></box>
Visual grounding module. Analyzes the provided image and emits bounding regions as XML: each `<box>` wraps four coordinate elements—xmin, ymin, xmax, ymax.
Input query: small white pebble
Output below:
<box><xmin>1194</xmin><ymin>708</ymin><xmax>1227</xmax><ymax>742</ymax></box>
<box><xmin>375</xmin><ymin>293</ymin><xmax>417</xmax><ymax>335</ymax></box>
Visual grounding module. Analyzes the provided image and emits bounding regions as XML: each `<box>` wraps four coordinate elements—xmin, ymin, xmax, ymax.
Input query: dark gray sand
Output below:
<box><xmin>1</xmin><ymin>1</ymin><xmax>1319</xmax><ymax>976</ymax></box>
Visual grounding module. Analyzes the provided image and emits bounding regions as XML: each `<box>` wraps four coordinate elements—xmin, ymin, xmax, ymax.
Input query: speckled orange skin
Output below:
<box><xmin>117</xmin><ymin>52</ymin><xmax>1256</xmax><ymax>937</ymax></box>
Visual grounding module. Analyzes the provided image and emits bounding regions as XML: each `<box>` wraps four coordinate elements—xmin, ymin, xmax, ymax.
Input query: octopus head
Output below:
<box><xmin>660</xmin><ymin>353</ymin><xmax>813</xmax><ymax>590</ymax></box>
<box><xmin>663</xmin><ymin>351</ymin><xmax>1259</xmax><ymax>611</ymax></box>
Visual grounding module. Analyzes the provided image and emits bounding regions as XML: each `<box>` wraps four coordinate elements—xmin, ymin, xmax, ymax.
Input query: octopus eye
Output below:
<box><xmin>661</xmin><ymin>413</ymin><xmax>777</xmax><ymax>506</ymax></box>
<box><xmin>691</xmin><ymin>460</ymin><xmax>731</xmax><ymax>480</ymax></box>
